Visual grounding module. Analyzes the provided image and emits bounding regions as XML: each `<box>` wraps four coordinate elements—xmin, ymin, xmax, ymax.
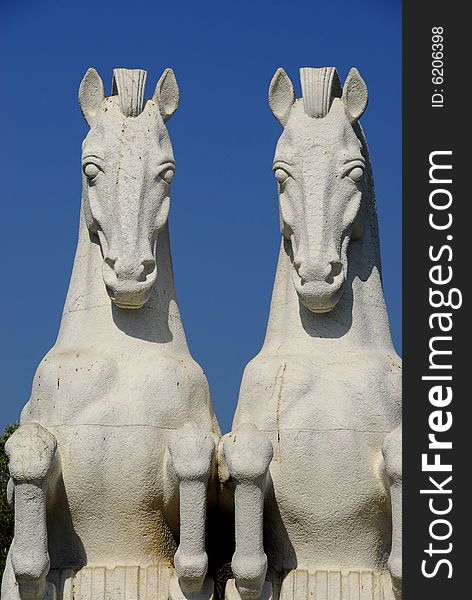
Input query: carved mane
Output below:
<box><xmin>111</xmin><ymin>68</ymin><xmax>147</xmax><ymax>117</ymax></box>
<box><xmin>300</xmin><ymin>66</ymin><xmax>342</xmax><ymax>118</ymax></box>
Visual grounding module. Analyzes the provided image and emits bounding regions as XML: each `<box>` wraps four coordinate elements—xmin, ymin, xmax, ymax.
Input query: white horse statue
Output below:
<box><xmin>1</xmin><ymin>68</ymin><xmax>220</xmax><ymax>600</ymax></box>
<box><xmin>223</xmin><ymin>67</ymin><xmax>402</xmax><ymax>600</ymax></box>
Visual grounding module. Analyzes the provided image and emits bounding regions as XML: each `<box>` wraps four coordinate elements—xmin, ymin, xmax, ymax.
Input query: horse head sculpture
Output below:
<box><xmin>79</xmin><ymin>67</ymin><xmax>179</xmax><ymax>309</ymax></box>
<box><xmin>269</xmin><ymin>67</ymin><xmax>368</xmax><ymax>313</ymax></box>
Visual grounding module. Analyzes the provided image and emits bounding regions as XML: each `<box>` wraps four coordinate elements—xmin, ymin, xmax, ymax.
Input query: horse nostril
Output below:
<box><xmin>135</xmin><ymin>258</ymin><xmax>156</xmax><ymax>282</ymax></box>
<box><xmin>329</xmin><ymin>261</ymin><xmax>343</xmax><ymax>278</ymax></box>
<box><xmin>142</xmin><ymin>258</ymin><xmax>156</xmax><ymax>271</ymax></box>
<box><xmin>141</xmin><ymin>258</ymin><xmax>156</xmax><ymax>275</ymax></box>
<box><xmin>323</xmin><ymin>261</ymin><xmax>343</xmax><ymax>284</ymax></box>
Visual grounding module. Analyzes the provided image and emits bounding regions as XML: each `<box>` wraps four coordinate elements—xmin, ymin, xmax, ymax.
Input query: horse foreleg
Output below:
<box><xmin>223</xmin><ymin>423</ymin><xmax>273</xmax><ymax>600</ymax></box>
<box><xmin>167</xmin><ymin>422</ymin><xmax>216</xmax><ymax>600</ymax></box>
<box><xmin>383</xmin><ymin>424</ymin><xmax>402</xmax><ymax>600</ymax></box>
<box><xmin>4</xmin><ymin>423</ymin><xmax>57</xmax><ymax>600</ymax></box>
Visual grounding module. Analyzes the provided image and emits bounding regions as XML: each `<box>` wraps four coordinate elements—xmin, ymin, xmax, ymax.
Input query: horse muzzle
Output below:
<box><xmin>102</xmin><ymin>257</ymin><xmax>157</xmax><ymax>309</ymax></box>
<box><xmin>292</xmin><ymin>265</ymin><xmax>346</xmax><ymax>314</ymax></box>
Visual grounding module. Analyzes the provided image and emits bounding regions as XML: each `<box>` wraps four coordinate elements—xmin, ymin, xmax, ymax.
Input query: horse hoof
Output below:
<box><xmin>168</xmin><ymin>576</ymin><xmax>214</xmax><ymax>600</ymax></box>
<box><xmin>225</xmin><ymin>578</ymin><xmax>272</xmax><ymax>600</ymax></box>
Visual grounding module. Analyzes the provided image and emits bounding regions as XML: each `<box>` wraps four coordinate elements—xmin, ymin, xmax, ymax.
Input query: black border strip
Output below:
<box><xmin>403</xmin><ymin>2</ymin><xmax>467</xmax><ymax>597</ymax></box>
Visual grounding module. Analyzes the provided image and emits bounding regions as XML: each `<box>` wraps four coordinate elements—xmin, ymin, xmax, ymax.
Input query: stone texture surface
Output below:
<box><xmin>46</xmin><ymin>565</ymin><xmax>173</xmax><ymax>600</ymax></box>
<box><xmin>267</xmin><ymin>568</ymin><xmax>395</xmax><ymax>600</ymax></box>
<box><xmin>382</xmin><ymin>426</ymin><xmax>402</xmax><ymax>599</ymax></box>
<box><xmin>228</xmin><ymin>67</ymin><xmax>402</xmax><ymax>600</ymax></box>
<box><xmin>222</xmin><ymin>424</ymin><xmax>273</xmax><ymax>600</ymax></box>
<box><xmin>5</xmin><ymin>425</ymin><xmax>57</xmax><ymax>600</ymax></box>
<box><xmin>168</xmin><ymin>423</ymin><xmax>216</xmax><ymax>596</ymax></box>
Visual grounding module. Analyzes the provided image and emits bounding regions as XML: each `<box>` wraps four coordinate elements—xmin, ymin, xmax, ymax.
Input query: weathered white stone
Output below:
<box><xmin>383</xmin><ymin>425</ymin><xmax>402</xmax><ymax>600</ymax></box>
<box><xmin>227</xmin><ymin>67</ymin><xmax>402</xmax><ymax>600</ymax></box>
<box><xmin>168</xmin><ymin>423</ymin><xmax>216</xmax><ymax>598</ymax></box>
<box><xmin>1</xmin><ymin>67</ymin><xmax>219</xmax><ymax>600</ymax></box>
<box><xmin>222</xmin><ymin>424</ymin><xmax>273</xmax><ymax>600</ymax></box>
<box><xmin>5</xmin><ymin>425</ymin><xmax>57</xmax><ymax>600</ymax></box>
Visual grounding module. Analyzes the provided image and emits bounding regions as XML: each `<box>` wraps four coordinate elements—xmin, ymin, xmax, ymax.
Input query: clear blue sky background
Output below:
<box><xmin>0</xmin><ymin>0</ymin><xmax>401</xmax><ymax>433</ymax></box>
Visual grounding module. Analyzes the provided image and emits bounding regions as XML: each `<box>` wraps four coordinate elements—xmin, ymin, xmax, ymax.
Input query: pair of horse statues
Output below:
<box><xmin>1</xmin><ymin>65</ymin><xmax>402</xmax><ymax>600</ymax></box>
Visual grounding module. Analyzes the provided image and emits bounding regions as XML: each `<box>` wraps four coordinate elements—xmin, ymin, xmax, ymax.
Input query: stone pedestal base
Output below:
<box><xmin>47</xmin><ymin>564</ymin><xmax>173</xmax><ymax>600</ymax></box>
<box><xmin>267</xmin><ymin>568</ymin><xmax>394</xmax><ymax>600</ymax></box>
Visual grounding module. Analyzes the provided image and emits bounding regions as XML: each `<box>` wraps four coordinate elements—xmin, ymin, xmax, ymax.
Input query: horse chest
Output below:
<box><xmin>239</xmin><ymin>351</ymin><xmax>400</xmax><ymax>435</ymax></box>
<box><xmin>44</xmin><ymin>421</ymin><xmax>178</xmax><ymax>569</ymax></box>
<box><xmin>277</xmin><ymin>356</ymin><xmax>397</xmax><ymax>433</ymax></box>
<box><xmin>23</xmin><ymin>347</ymin><xmax>208</xmax><ymax>429</ymax></box>
<box><xmin>27</xmin><ymin>348</ymin><xmax>207</xmax><ymax>567</ymax></box>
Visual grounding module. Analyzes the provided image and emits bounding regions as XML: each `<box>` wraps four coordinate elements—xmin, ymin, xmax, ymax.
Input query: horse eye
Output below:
<box><xmin>347</xmin><ymin>166</ymin><xmax>364</xmax><ymax>182</ymax></box>
<box><xmin>274</xmin><ymin>168</ymin><xmax>289</xmax><ymax>183</ymax></box>
<box><xmin>83</xmin><ymin>163</ymin><xmax>100</xmax><ymax>179</ymax></box>
<box><xmin>162</xmin><ymin>168</ymin><xmax>175</xmax><ymax>184</ymax></box>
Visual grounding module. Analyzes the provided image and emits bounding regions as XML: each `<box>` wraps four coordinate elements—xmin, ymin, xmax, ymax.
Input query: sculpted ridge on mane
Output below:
<box><xmin>300</xmin><ymin>67</ymin><xmax>342</xmax><ymax>118</ymax></box>
<box><xmin>111</xmin><ymin>68</ymin><xmax>148</xmax><ymax>116</ymax></box>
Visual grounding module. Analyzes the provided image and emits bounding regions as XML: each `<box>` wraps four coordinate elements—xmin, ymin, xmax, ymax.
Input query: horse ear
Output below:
<box><xmin>79</xmin><ymin>68</ymin><xmax>105</xmax><ymax>127</ymax></box>
<box><xmin>269</xmin><ymin>68</ymin><xmax>295</xmax><ymax>127</ymax></box>
<box><xmin>152</xmin><ymin>68</ymin><xmax>179</xmax><ymax>123</ymax></box>
<box><xmin>342</xmin><ymin>68</ymin><xmax>368</xmax><ymax>123</ymax></box>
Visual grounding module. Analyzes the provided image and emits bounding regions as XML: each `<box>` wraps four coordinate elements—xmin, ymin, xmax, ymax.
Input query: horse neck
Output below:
<box><xmin>54</xmin><ymin>205</ymin><xmax>190</xmax><ymax>354</ymax></box>
<box><xmin>262</xmin><ymin>196</ymin><xmax>396</xmax><ymax>356</ymax></box>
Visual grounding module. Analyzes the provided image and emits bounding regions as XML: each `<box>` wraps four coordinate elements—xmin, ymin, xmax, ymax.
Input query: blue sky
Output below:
<box><xmin>0</xmin><ymin>0</ymin><xmax>401</xmax><ymax>433</ymax></box>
